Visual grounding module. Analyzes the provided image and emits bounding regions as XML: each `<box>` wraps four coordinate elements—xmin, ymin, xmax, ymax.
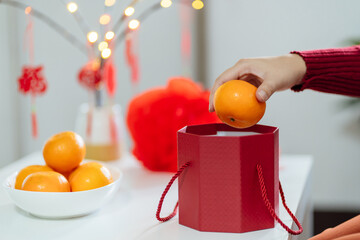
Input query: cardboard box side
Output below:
<box><xmin>239</xmin><ymin>133</ymin><xmax>277</xmax><ymax>232</ymax></box>
<box><xmin>198</xmin><ymin>137</ymin><xmax>242</xmax><ymax>232</ymax></box>
<box><xmin>274</xmin><ymin>129</ymin><xmax>279</xmax><ymax>216</ymax></box>
<box><xmin>178</xmin><ymin>132</ymin><xmax>200</xmax><ymax>229</ymax></box>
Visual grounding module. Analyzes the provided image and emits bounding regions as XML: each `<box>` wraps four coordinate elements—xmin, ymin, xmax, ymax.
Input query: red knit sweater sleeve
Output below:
<box><xmin>291</xmin><ymin>46</ymin><xmax>360</xmax><ymax>97</ymax></box>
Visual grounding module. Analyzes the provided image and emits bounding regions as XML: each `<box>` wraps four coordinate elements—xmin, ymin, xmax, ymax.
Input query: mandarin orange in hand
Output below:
<box><xmin>21</xmin><ymin>171</ymin><xmax>70</xmax><ymax>192</ymax></box>
<box><xmin>69</xmin><ymin>162</ymin><xmax>113</xmax><ymax>192</ymax></box>
<box><xmin>43</xmin><ymin>131</ymin><xmax>86</xmax><ymax>174</ymax></box>
<box><xmin>214</xmin><ymin>80</ymin><xmax>266</xmax><ymax>128</ymax></box>
<box><xmin>15</xmin><ymin>165</ymin><xmax>53</xmax><ymax>190</ymax></box>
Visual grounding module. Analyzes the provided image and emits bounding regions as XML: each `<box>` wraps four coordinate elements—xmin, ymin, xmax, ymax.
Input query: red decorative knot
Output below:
<box><xmin>78</xmin><ymin>61</ymin><xmax>102</xmax><ymax>90</ymax></box>
<box><xmin>18</xmin><ymin>65</ymin><xmax>47</xmax><ymax>95</ymax></box>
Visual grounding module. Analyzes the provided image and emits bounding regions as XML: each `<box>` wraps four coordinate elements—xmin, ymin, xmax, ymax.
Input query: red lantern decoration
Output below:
<box><xmin>78</xmin><ymin>61</ymin><xmax>102</xmax><ymax>90</ymax></box>
<box><xmin>126</xmin><ymin>77</ymin><xmax>220</xmax><ymax>172</ymax></box>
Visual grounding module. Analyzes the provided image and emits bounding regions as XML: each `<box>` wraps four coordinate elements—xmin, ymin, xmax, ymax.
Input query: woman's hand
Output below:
<box><xmin>209</xmin><ymin>53</ymin><xmax>306</xmax><ymax>112</ymax></box>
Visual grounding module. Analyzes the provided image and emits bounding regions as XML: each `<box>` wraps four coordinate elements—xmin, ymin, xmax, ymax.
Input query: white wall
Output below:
<box><xmin>205</xmin><ymin>0</ymin><xmax>360</xmax><ymax>210</ymax></box>
<box><xmin>0</xmin><ymin>1</ymin><xmax>197</xmax><ymax>165</ymax></box>
<box><xmin>0</xmin><ymin>7</ymin><xmax>20</xmax><ymax>167</ymax></box>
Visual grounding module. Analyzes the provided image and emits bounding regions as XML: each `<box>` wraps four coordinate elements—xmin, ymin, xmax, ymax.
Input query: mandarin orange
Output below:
<box><xmin>214</xmin><ymin>80</ymin><xmax>266</xmax><ymax>128</ymax></box>
<box><xmin>21</xmin><ymin>171</ymin><xmax>70</xmax><ymax>192</ymax></box>
<box><xmin>15</xmin><ymin>165</ymin><xmax>53</xmax><ymax>190</ymax></box>
<box><xmin>69</xmin><ymin>162</ymin><xmax>113</xmax><ymax>192</ymax></box>
<box><xmin>43</xmin><ymin>131</ymin><xmax>86</xmax><ymax>173</ymax></box>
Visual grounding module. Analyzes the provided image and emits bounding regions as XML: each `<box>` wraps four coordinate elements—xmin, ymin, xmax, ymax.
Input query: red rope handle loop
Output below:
<box><xmin>156</xmin><ymin>162</ymin><xmax>191</xmax><ymax>222</ymax></box>
<box><xmin>256</xmin><ymin>164</ymin><xmax>303</xmax><ymax>235</ymax></box>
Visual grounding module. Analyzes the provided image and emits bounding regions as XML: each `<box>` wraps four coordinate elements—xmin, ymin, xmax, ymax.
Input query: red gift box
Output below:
<box><xmin>177</xmin><ymin>123</ymin><xmax>279</xmax><ymax>233</ymax></box>
<box><xmin>156</xmin><ymin>123</ymin><xmax>302</xmax><ymax>235</ymax></box>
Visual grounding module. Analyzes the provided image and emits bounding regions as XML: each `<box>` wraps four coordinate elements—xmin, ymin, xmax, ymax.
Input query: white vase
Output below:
<box><xmin>75</xmin><ymin>103</ymin><xmax>126</xmax><ymax>162</ymax></box>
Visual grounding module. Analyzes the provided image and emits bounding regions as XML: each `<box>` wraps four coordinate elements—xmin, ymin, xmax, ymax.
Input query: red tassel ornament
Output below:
<box><xmin>18</xmin><ymin>65</ymin><xmax>47</xmax><ymax>138</ymax></box>
<box><xmin>125</xmin><ymin>32</ymin><xmax>140</xmax><ymax>85</ymax></box>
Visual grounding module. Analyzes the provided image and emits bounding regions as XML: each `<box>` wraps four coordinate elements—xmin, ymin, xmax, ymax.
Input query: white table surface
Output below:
<box><xmin>0</xmin><ymin>152</ymin><xmax>313</xmax><ymax>240</ymax></box>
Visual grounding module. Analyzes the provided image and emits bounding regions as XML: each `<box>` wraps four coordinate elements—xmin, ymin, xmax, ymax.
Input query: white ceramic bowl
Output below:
<box><xmin>2</xmin><ymin>164</ymin><xmax>122</xmax><ymax>219</ymax></box>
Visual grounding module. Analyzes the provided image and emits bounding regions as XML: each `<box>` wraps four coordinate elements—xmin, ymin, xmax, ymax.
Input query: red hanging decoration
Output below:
<box><xmin>104</xmin><ymin>60</ymin><xmax>116</xmax><ymax>97</ymax></box>
<box><xmin>103</xmin><ymin>59</ymin><xmax>118</xmax><ymax>144</ymax></box>
<box><xmin>125</xmin><ymin>32</ymin><xmax>140</xmax><ymax>85</ymax></box>
<box><xmin>109</xmin><ymin>112</ymin><xmax>118</xmax><ymax>143</ymax></box>
<box><xmin>31</xmin><ymin>111</ymin><xmax>38</xmax><ymax>138</ymax></box>
<box><xmin>18</xmin><ymin>65</ymin><xmax>47</xmax><ymax>138</ymax></box>
<box><xmin>18</xmin><ymin>66</ymin><xmax>47</xmax><ymax>95</ymax></box>
<box><xmin>19</xmin><ymin>9</ymin><xmax>48</xmax><ymax>139</ymax></box>
<box><xmin>181</xmin><ymin>29</ymin><xmax>191</xmax><ymax>62</ymax></box>
<box><xmin>180</xmin><ymin>0</ymin><xmax>192</xmax><ymax>74</ymax></box>
<box><xmin>86</xmin><ymin>109</ymin><xmax>93</xmax><ymax>138</ymax></box>
<box><xmin>78</xmin><ymin>61</ymin><xmax>102</xmax><ymax>90</ymax></box>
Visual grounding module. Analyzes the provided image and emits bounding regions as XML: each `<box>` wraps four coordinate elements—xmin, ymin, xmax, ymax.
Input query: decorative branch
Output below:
<box><xmin>114</xmin><ymin>1</ymin><xmax>193</xmax><ymax>48</ymax></box>
<box><xmin>0</xmin><ymin>0</ymin><xmax>199</xmax><ymax>56</ymax></box>
<box><xmin>112</xmin><ymin>0</ymin><xmax>140</xmax><ymax>36</ymax></box>
<box><xmin>60</xmin><ymin>0</ymin><xmax>91</xmax><ymax>38</ymax></box>
<box><xmin>0</xmin><ymin>0</ymin><xmax>87</xmax><ymax>54</ymax></box>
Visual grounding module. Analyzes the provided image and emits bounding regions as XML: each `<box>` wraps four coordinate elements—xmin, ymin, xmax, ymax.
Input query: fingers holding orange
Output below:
<box><xmin>214</xmin><ymin>80</ymin><xmax>266</xmax><ymax>128</ymax></box>
<box><xmin>209</xmin><ymin>61</ymin><xmax>254</xmax><ymax>112</ymax></box>
<box><xmin>209</xmin><ymin>67</ymin><xmax>238</xmax><ymax>112</ymax></box>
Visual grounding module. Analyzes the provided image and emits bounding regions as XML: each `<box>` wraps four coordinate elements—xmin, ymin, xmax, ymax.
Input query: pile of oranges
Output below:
<box><xmin>15</xmin><ymin>131</ymin><xmax>113</xmax><ymax>192</ymax></box>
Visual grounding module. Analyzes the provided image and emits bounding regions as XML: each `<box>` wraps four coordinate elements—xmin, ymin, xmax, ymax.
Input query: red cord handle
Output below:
<box><xmin>156</xmin><ymin>162</ymin><xmax>191</xmax><ymax>222</ymax></box>
<box><xmin>156</xmin><ymin>162</ymin><xmax>303</xmax><ymax>236</ymax></box>
<box><xmin>256</xmin><ymin>164</ymin><xmax>303</xmax><ymax>235</ymax></box>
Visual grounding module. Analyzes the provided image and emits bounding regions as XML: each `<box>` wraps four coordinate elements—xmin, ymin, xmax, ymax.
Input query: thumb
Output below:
<box><xmin>256</xmin><ymin>83</ymin><xmax>275</xmax><ymax>102</ymax></box>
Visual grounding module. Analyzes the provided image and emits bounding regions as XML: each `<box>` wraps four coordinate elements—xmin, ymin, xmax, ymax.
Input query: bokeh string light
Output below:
<box><xmin>98</xmin><ymin>41</ymin><xmax>108</xmax><ymax>51</ymax></box>
<box><xmin>105</xmin><ymin>31</ymin><xmax>115</xmax><ymax>41</ymax></box>
<box><xmin>128</xmin><ymin>19</ymin><xmax>140</xmax><ymax>30</ymax></box>
<box><xmin>124</xmin><ymin>6</ymin><xmax>135</xmax><ymax>17</ymax></box>
<box><xmin>24</xmin><ymin>6</ymin><xmax>31</xmax><ymax>14</ymax></box>
<box><xmin>104</xmin><ymin>0</ymin><xmax>116</xmax><ymax>7</ymax></box>
<box><xmin>160</xmin><ymin>0</ymin><xmax>172</xmax><ymax>8</ymax></box>
<box><xmin>192</xmin><ymin>0</ymin><xmax>204</xmax><ymax>10</ymax></box>
<box><xmin>87</xmin><ymin>31</ymin><xmax>98</xmax><ymax>44</ymax></box>
<box><xmin>99</xmin><ymin>14</ymin><xmax>111</xmax><ymax>25</ymax></box>
<box><xmin>66</xmin><ymin>2</ymin><xmax>78</xmax><ymax>13</ymax></box>
<box><xmin>101</xmin><ymin>48</ymin><xmax>111</xmax><ymax>59</ymax></box>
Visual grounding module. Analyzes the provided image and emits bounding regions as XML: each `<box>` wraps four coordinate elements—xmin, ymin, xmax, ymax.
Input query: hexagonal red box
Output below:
<box><xmin>177</xmin><ymin>123</ymin><xmax>279</xmax><ymax>233</ymax></box>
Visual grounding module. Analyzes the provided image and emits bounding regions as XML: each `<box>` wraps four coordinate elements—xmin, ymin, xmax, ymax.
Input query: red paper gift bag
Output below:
<box><xmin>156</xmin><ymin>123</ymin><xmax>302</xmax><ymax>235</ymax></box>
